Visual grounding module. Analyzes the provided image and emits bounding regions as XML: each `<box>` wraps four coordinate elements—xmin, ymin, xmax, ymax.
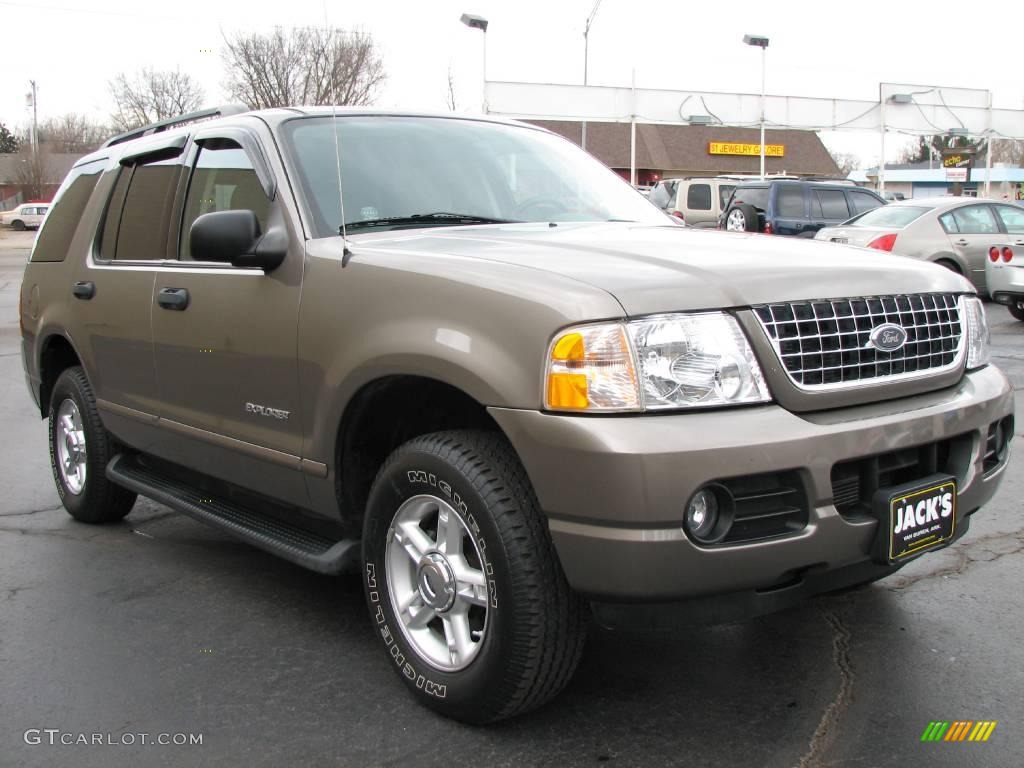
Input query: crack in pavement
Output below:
<box><xmin>796</xmin><ymin>610</ymin><xmax>854</xmax><ymax>768</ymax></box>
<box><xmin>0</xmin><ymin>504</ymin><xmax>63</xmax><ymax>518</ymax></box>
<box><xmin>885</xmin><ymin>529</ymin><xmax>1024</xmax><ymax>591</ymax></box>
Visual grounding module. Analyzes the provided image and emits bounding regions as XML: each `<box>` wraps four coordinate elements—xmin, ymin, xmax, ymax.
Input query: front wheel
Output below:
<box><xmin>11</xmin><ymin>219</ymin><xmax>26</xmax><ymax>231</ymax></box>
<box><xmin>362</xmin><ymin>430</ymin><xmax>586</xmax><ymax>723</ymax></box>
<box><xmin>1008</xmin><ymin>304</ymin><xmax>1024</xmax><ymax>322</ymax></box>
<box><xmin>48</xmin><ymin>367</ymin><xmax>136</xmax><ymax>523</ymax></box>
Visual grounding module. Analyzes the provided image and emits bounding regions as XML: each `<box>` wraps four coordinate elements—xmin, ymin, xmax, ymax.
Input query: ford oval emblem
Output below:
<box><xmin>868</xmin><ymin>323</ymin><xmax>908</xmax><ymax>352</ymax></box>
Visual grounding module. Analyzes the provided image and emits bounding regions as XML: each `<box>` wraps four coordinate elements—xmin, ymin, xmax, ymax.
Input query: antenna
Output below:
<box><xmin>323</xmin><ymin>1</ymin><xmax>352</xmax><ymax>265</ymax></box>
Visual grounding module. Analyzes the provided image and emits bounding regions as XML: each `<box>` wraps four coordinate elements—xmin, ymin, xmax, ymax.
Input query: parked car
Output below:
<box><xmin>815</xmin><ymin>197</ymin><xmax>1024</xmax><ymax>295</ymax></box>
<box><xmin>21</xmin><ymin>106</ymin><xmax>1012</xmax><ymax>724</ymax></box>
<box><xmin>982</xmin><ymin>204</ymin><xmax>1024</xmax><ymax>318</ymax></box>
<box><xmin>647</xmin><ymin>178</ymin><xmax>683</xmax><ymax>212</ymax></box>
<box><xmin>669</xmin><ymin>177</ymin><xmax>738</xmax><ymax>227</ymax></box>
<box><xmin>0</xmin><ymin>202</ymin><xmax>49</xmax><ymax>230</ymax></box>
<box><xmin>720</xmin><ymin>180</ymin><xmax>885</xmax><ymax>236</ymax></box>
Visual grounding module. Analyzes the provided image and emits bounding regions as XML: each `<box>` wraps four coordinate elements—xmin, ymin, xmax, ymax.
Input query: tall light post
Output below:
<box><xmin>743</xmin><ymin>34</ymin><xmax>769</xmax><ymax>180</ymax></box>
<box><xmin>460</xmin><ymin>13</ymin><xmax>489</xmax><ymax>113</ymax></box>
<box><xmin>582</xmin><ymin>0</ymin><xmax>604</xmax><ymax>151</ymax></box>
<box><xmin>26</xmin><ymin>80</ymin><xmax>38</xmax><ymax>154</ymax></box>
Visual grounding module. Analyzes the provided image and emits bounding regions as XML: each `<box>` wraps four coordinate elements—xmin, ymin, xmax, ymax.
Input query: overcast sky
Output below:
<box><xmin>2</xmin><ymin>0</ymin><xmax>1022</xmax><ymax>167</ymax></box>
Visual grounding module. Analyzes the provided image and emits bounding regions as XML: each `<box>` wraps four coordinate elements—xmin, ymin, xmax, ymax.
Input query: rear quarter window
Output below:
<box><xmin>29</xmin><ymin>160</ymin><xmax>105</xmax><ymax>263</ymax></box>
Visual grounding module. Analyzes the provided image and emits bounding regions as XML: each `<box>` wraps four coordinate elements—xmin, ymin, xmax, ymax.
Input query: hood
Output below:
<box><xmin>356</xmin><ymin>222</ymin><xmax>972</xmax><ymax>317</ymax></box>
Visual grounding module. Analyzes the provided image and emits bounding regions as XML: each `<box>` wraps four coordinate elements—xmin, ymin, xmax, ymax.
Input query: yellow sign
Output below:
<box><xmin>708</xmin><ymin>142</ymin><xmax>785</xmax><ymax>157</ymax></box>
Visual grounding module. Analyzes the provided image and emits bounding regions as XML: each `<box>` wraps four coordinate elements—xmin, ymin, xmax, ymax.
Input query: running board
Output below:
<box><xmin>106</xmin><ymin>455</ymin><xmax>358</xmax><ymax>575</ymax></box>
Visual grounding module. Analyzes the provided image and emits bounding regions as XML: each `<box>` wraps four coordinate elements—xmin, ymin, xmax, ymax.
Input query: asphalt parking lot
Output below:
<box><xmin>1</xmin><ymin>227</ymin><xmax>1022</xmax><ymax>768</ymax></box>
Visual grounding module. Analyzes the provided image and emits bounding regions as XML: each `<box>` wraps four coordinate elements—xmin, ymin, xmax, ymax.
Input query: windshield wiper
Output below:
<box><xmin>344</xmin><ymin>212</ymin><xmax>519</xmax><ymax>231</ymax></box>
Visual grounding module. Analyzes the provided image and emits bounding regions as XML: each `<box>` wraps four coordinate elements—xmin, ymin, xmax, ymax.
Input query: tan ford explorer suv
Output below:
<box><xmin>20</xmin><ymin>106</ymin><xmax>1014</xmax><ymax>724</ymax></box>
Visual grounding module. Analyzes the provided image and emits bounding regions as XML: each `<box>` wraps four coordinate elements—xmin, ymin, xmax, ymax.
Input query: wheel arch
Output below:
<box><xmin>38</xmin><ymin>332</ymin><xmax>83</xmax><ymax>418</ymax></box>
<box><xmin>333</xmin><ymin>374</ymin><xmax>507</xmax><ymax>532</ymax></box>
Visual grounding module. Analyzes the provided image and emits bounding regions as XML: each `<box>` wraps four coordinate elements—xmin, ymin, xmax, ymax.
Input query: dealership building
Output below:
<box><xmin>850</xmin><ymin>163</ymin><xmax>1024</xmax><ymax>200</ymax></box>
<box><xmin>529</xmin><ymin>121</ymin><xmax>840</xmax><ymax>184</ymax></box>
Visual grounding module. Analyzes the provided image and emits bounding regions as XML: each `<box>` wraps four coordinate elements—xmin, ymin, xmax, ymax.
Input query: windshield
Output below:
<box><xmin>846</xmin><ymin>205</ymin><xmax>932</xmax><ymax>228</ymax></box>
<box><xmin>281</xmin><ymin>115</ymin><xmax>668</xmax><ymax>237</ymax></box>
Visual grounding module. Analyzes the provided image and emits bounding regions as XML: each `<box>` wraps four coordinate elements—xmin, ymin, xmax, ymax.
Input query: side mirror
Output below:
<box><xmin>189</xmin><ymin>210</ymin><xmax>286</xmax><ymax>271</ymax></box>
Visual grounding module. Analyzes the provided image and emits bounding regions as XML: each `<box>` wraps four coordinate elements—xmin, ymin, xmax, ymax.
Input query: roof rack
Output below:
<box><xmin>102</xmin><ymin>104</ymin><xmax>250</xmax><ymax>148</ymax></box>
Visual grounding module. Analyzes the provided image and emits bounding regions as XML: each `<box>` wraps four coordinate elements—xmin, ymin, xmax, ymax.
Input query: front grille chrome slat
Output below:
<box><xmin>754</xmin><ymin>294</ymin><xmax>964</xmax><ymax>391</ymax></box>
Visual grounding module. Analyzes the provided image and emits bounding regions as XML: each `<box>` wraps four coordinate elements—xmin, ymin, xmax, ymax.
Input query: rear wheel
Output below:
<box><xmin>11</xmin><ymin>219</ymin><xmax>25</xmax><ymax>231</ymax></box>
<box><xmin>362</xmin><ymin>430</ymin><xmax>586</xmax><ymax>723</ymax></box>
<box><xmin>935</xmin><ymin>258</ymin><xmax>962</xmax><ymax>275</ymax></box>
<box><xmin>48</xmin><ymin>367</ymin><xmax>136</xmax><ymax>523</ymax></box>
<box><xmin>725</xmin><ymin>203</ymin><xmax>759</xmax><ymax>232</ymax></box>
<box><xmin>1008</xmin><ymin>304</ymin><xmax>1024</xmax><ymax>322</ymax></box>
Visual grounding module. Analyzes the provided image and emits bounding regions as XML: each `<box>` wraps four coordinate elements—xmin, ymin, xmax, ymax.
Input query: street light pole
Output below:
<box><xmin>27</xmin><ymin>80</ymin><xmax>38</xmax><ymax>154</ymax></box>
<box><xmin>582</xmin><ymin>0</ymin><xmax>603</xmax><ymax>152</ymax></box>
<box><xmin>743</xmin><ymin>35</ymin><xmax>769</xmax><ymax>180</ymax></box>
<box><xmin>459</xmin><ymin>14</ymin><xmax>489</xmax><ymax>113</ymax></box>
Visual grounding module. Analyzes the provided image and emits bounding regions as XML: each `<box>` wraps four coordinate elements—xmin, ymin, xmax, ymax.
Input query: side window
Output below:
<box><xmin>686</xmin><ymin>183</ymin><xmax>712</xmax><ymax>211</ymax></box>
<box><xmin>100</xmin><ymin>156</ymin><xmax>183</xmax><ymax>261</ymax></box>
<box><xmin>848</xmin><ymin>191</ymin><xmax>883</xmax><ymax>215</ymax></box>
<box><xmin>718</xmin><ymin>185</ymin><xmax>735</xmax><ymax>210</ymax></box>
<box><xmin>939</xmin><ymin>212</ymin><xmax>958</xmax><ymax>234</ymax></box>
<box><xmin>814</xmin><ymin>189</ymin><xmax>851</xmax><ymax>220</ymax></box>
<box><xmin>950</xmin><ymin>205</ymin><xmax>998</xmax><ymax>235</ymax></box>
<box><xmin>776</xmin><ymin>186</ymin><xmax>805</xmax><ymax>217</ymax></box>
<box><xmin>180</xmin><ymin>143</ymin><xmax>270</xmax><ymax>260</ymax></box>
<box><xmin>995</xmin><ymin>204</ymin><xmax>1024</xmax><ymax>234</ymax></box>
<box><xmin>648</xmin><ymin>183</ymin><xmax>669</xmax><ymax>209</ymax></box>
<box><xmin>30</xmin><ymin>160</ymin><xmax>104</xmax><ymax>263</ymax></box>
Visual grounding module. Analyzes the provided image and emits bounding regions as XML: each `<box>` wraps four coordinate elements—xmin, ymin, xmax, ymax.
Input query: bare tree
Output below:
<box><xmin>14</xmin><ymin>146</ymin><xmax>53</xmax><ymax>200</ymax></box>
<box><xmin>221</xmin><ymin>26</ymin><xmax>385</xmax><ymax>109</ymax></box>
<box><xmin>37</xmin><ymin>113</ymin><xmax>108</xmax><ymax>153</ymax></box>
<box><xmin>445</xmin><ymin>65</ymin><xmax>458</xmax><ymax>112</ymax></box>
<box><xmin>109</xmin><ymin>68</ymin><xmax>204</xmax><ymax>131</ymax></box>
<box><xmin>990</xmin><ymin>139</ymin><xmax>1024</xmax><ymax>166</ymax></box>
<box><xmin>827</xmin><ymin>150</ymin><xmax>860</xmax><ymax>177</ymax></box>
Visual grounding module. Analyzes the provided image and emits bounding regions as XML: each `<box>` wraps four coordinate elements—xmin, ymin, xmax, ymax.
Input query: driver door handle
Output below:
<box><xmin>157</xmin><ymin>287</ymin><xmax>189</xmax><ymax>311</ymax></box>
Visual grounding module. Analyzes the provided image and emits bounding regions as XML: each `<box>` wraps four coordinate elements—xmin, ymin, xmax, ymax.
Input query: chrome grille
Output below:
<box><xmin>753</xmin><ymin>294</ymin><xmax>963</xmax><ymax>390</ymax></box>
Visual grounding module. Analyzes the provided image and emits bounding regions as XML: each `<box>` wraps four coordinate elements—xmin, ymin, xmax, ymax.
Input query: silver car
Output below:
<box><xmin>983</xmin><ymin>204</ymin><xmax>1024</xmax><ymax>320</ymax></box>
<box><xmin>815</xmin><ymin>197</ymin><xmax>1024</xmax><ymax>295</ymax></box>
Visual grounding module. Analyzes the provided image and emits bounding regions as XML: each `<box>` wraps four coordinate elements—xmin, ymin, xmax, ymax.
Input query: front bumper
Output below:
<box><xmin>489</xmin><ymin>365</ymin><xmax>1013</xmax><ymax>605</ymax></box>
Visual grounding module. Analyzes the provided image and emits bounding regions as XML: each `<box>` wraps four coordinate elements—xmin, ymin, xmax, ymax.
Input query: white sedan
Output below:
<box><xmin>0</xmin><ymin>203</ymin><xmax>49</xmax><ymax>230</ymax></box>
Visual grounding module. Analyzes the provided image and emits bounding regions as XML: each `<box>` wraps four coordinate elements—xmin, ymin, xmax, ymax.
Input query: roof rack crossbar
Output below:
<box><xmin>102</xmin><ymin>104</ymin><xmax>250</xmax><ymax>148</ymax></box>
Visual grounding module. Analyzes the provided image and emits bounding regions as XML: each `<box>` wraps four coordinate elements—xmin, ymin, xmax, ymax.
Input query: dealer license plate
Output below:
<box><xmin>874</xmin><ymin>475</ymin><xmax>957</xmax><ymax>562</ymax></box>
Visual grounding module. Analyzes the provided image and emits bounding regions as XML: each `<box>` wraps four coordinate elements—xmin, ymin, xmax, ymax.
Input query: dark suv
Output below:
<box><xmin>720</xmin><ymin>179</ymin><xmax>885</xmax><ymax>236</ymax></box>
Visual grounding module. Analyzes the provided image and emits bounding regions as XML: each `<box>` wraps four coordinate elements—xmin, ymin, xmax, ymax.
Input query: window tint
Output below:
<box><xmin>101</xmin><ymin>157</ymin><xmax>183</xmax><ymax>260</ymax></box>
<box><xmin>686</xmin><ymin>183</ymin><xmax>712</xmax><ymax>211</ymax></box>
<box><xmin>813</xmin><ymin>189</ymin><xmax>851</xmax><ymax>220</ymax></box>
<box><xmin>718</xmin><ymin>184</ymin><xmax>735</xmax><ymax>209</ymax></box>
<box><xmin>848</xmin><ymin>190</ymin><xmax>883</xmax><ymax>214</ymax></box>
<box><xmin>180</xmin><ymin>144</ymin><xmax>270</xmax><ymax>260</ymax></box>
<box><xmin>995</xmin><ymin>204</ymin><xmax>1024</xmax><ymax>234</ymax></box>
<box><xmin>733</xmin><ymin>186</ymin><xmax>769</xmax><ymax>211</ymax></box>
<box><xmin>776</xmin><ymin>185</ymin><xmax>804</xmax><ymax>217</ymax></box>
<box><xmin>948</xmin><ymin>205</ymin><xmax>998</xmax><ymax>235</ymax></box>
<box><xmin>30</xmin><ymin>160</ymin><xmax>104</xmax><ymax>263</ymax></box>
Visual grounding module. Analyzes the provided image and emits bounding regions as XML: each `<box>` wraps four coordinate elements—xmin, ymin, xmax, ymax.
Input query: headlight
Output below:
<box><xmin>962</xmin><ymin>295</ymin><xmax>990</xmax><ymax>370</ymax></box>
<box><xmin>545</xmin><ymin>312</ymin><xmax>770</xmax><ymax>412</ymax></box>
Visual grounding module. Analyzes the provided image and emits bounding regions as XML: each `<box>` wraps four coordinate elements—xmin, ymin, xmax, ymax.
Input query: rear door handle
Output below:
<box><xmin>157</xmin><ymin>287</ymin><xmax>189</xmax><ymax>311</ymax></box>
<box><xmin>72</xmin><ymin>281</ymin><xmax>95</xmax><ymax>300</ymax></box>
<box><xmin>954</xmin><ymin>239</ymin><xmax>969</xmax><ymax>246</ymax></box>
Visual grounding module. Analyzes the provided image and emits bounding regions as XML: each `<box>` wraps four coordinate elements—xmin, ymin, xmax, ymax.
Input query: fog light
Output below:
<box><xmin>684</xmin><ymin>485</ymin><xmax>733</xmax><ymax>544</ymax></box>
